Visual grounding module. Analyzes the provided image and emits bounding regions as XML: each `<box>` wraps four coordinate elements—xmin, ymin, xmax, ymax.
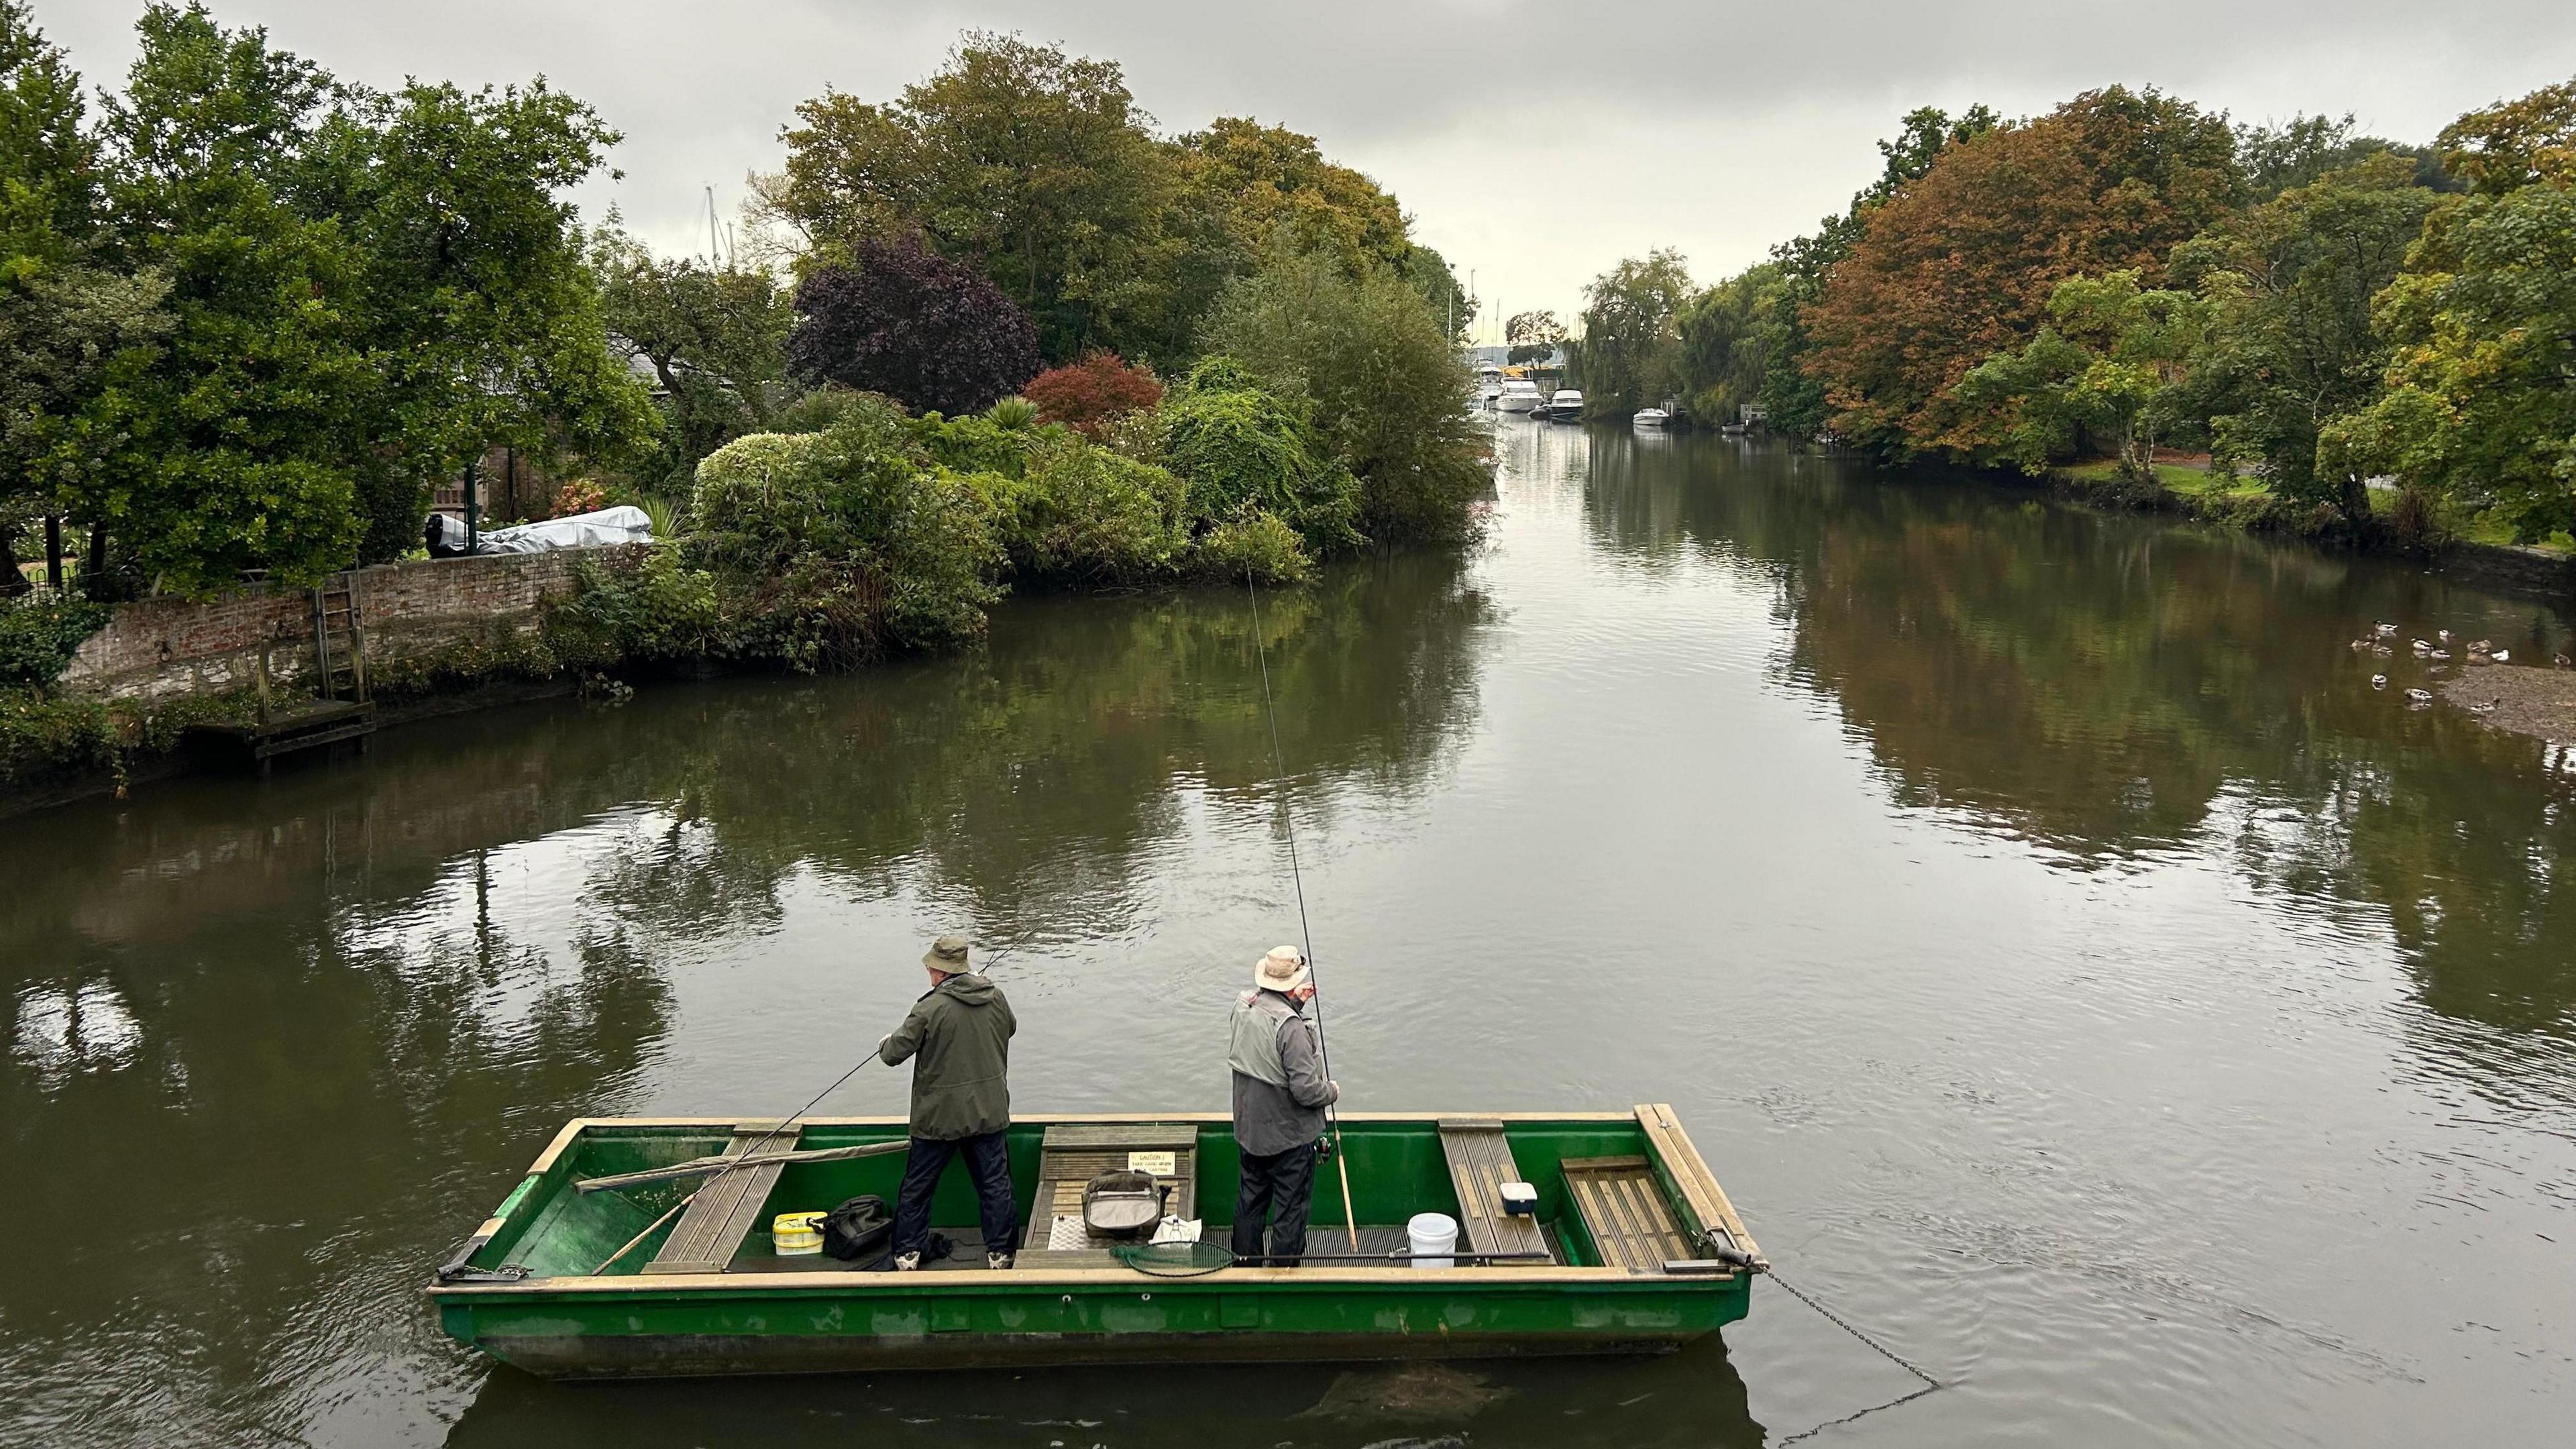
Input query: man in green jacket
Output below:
<box><xmin>878</xmin><ymin>934</ymin><xmax>1019</xmax><ymax>1270</ymax></box>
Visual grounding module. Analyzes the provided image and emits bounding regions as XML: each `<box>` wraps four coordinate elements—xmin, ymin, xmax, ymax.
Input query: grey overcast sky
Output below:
<box><xmin>40</xmin><ymin>1</ymin><xmax>2576</xmax><ymax>337</ymax></box>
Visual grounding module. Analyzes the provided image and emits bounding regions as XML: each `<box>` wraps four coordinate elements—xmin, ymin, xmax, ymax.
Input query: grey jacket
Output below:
<box><xmin>880</xmin><ymin>973</ymin><xmax>1015</xmax><ymax>1140</ymax></box>
<box><xmin>1228</xmin><ymin>988</ymin><xmax>1338</xmax><ymax>1157</ymax></box>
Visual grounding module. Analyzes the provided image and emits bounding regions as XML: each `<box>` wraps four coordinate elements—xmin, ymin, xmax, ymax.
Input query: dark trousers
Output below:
<box><xmin>1232</xmin><ymin>1141</ymin><xmax>1320</xmax><ymax>1265</ymax></box>
<box><xmin>892</xmin><ymin>1130</ymin><xmax>1018</xmax><ymax>1259</ymax></box>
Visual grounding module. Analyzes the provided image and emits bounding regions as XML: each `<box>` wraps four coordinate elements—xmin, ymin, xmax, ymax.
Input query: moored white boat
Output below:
<box><xmin>1632</xmin><ymin>408</ymin><xmax>1670</xmax><ymax>428</ymax></box>
<box><xmin>1495</xmin><ymin>380</ymin><xmax>1543</xmax><ymax>414</ymax></box>
<box><xmin>1538</xmin><ymin>389</ymin><xmax>1584</xmax><ymax>423</ymax></box>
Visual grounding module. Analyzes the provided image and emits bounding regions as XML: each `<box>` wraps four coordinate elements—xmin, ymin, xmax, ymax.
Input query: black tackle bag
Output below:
<box><xmin>821</xmin><ymin>1194</ymin><xmax>894</xmax><ymax>1261</ymax></box>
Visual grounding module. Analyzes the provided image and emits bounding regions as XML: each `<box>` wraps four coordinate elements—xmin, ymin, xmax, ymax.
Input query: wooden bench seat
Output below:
<box><xmin>1017</xmin><ymin>1122</ymin><xmax>1199</xmax><ymax>1266</ymax></box>
<box><xmin>643</xmin><ymin>1124</ymin><xmax>800</xmax><ymax>1275</ymax></box>
<box><xmin>1436</xmin><ymin>1118</ymin><xmax>1548</xmax><ymax>1262</ymax></box>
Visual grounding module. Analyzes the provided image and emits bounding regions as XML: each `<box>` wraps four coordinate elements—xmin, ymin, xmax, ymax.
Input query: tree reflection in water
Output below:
<box><xmin>1583</xmin><ymin>431</ymin><xmax>2576</xmax><ymax>1057</ymax></box>
<box><xmin>0</xmin><ymin>555</ymin><xmax>1494</xmax><ymax>1448</ymax></box>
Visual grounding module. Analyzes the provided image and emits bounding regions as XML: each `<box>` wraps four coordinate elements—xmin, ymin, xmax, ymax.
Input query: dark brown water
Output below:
<box><xmin>6</xmin><ymin>427</ymin><xmax>2573</xmax><ymax>1447</ymax></box>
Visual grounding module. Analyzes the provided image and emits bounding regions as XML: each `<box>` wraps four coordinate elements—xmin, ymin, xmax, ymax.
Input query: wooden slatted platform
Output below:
<box><xmin>1436</xmin><ymin>1118</ymin><xmax>1548</xmax><ymax>1261</ymax></box>
<box><xmin>1562</xmin><ymin>1155</ymin><xmax>1694</xmax><ymax>1272</ymax></box>
<box><xmin>1017</xmin><ymin>1122</ymin><xmax>1198</xmax><ymax>1266</ymax></box>
<box><xmin>643</xmin><ymin>1124</ymin><xmax>798</xmax><ymax>1275</ymax></box>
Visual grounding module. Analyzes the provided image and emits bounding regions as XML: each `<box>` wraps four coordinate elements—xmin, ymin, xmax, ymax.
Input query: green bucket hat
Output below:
<box><xmin>923</xmin><ymin>934</ymin><xmax>971</xmax><ymax>973</ymax></box>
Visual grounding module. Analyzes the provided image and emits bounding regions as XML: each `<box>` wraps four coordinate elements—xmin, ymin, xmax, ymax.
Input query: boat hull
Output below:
<box><xmin>432</xmin><ymin>1110</ymin><xmax>1760</xmax><ymax>1379</ymax></box>
<box><xmin>445</xmin><ymin>1277</ymin><xmax>1743</xmax><ymax>1378</ymax></box>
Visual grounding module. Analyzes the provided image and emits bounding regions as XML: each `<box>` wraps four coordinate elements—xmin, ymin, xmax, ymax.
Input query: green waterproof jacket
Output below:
<box><xmin>879</xmin><ymin>973</ymin><xmax>1016</xmax><ymax>1140</ymax></box>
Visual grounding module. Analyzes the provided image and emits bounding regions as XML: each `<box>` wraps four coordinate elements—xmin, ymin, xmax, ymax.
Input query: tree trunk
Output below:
<box><xmin>0</xmin><ymin>523</ymin><xmax>27</xmax><ymax>596</ymax></box>
<box><xmin>83</xmin><ymin>521</ymin><xmax>107</xmax><ymax>600</ymax></box>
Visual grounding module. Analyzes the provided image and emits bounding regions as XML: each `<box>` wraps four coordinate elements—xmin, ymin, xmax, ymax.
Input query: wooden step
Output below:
<box><xmin>1437</xmin><ymin>1118</ymin><xmax>1548</xmax><ymax>1260</ymax></box>
<box><xmin>643</xmin><ymin>1124</ymin><xmax>800</xmax><ymax>1275</ymax></box>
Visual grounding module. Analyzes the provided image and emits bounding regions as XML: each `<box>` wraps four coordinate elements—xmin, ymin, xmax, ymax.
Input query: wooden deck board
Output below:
<box><xmin>1436</xmin><ymin>1118</ymin><xmax>1548</xmax><ymax>1260</ymax></box>
<box><xmin>644</xmin><ymin>1124</ymin><xmax>796</xmax><ymax>1275</ymax></box>
<box><xmin>1562</xmin><ymin>1155</ymin><xmax>1692</xmax><ymax>1272</ymax></box>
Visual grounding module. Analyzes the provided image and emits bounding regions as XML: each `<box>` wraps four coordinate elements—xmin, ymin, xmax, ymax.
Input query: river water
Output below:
<box><xmin>5</xmin><ymin>427</ymin><xmax>2573</xmax><ymax>1447</ymax></box>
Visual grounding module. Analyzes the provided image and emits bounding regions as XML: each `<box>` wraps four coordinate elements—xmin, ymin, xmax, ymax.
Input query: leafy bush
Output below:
<box><xmin>988</xmin><ymin>433</ymin><xmax>1191</xmax><ymax>584</ymax></box>
<box><xmin>910</xmin><ymin>405</ymin><xmax>1046</xmax><ymax>481</ymax></box>
<box><xmin>774</xmin><ymin>385</ymin><xmax>906</xmax><ymax>436</ymax></box>
<box><xmin>1022</xmin><ymin>352</ymin><xmax>1164</xmax><ymax>434</ymax></box>
<box><xmin>1158</xmin><ymin>358</ymin><xmax>1361</xmax><ymax>551</ymax></box>
<box><xmin>545</xmin><ymin>549</ymin><xmax>720</xmax><ymax>666</ymax></box>
<box><xmin>0</xmin><ymin>685</ymin><xmax>113</xmax><ymax>786</ymax></box>
<box><xmin>0</xmin><ymin>595</ymin><xmax>111</xmax><ymax>687</ymax></box>
<box><xmin>1199</xmin><ymin>250</ymin><xmax>1489</xmax><ymax>545</ymax></box>
<box><xmin>1191</xmin><ymin>510</ymin><xmax>1311</xmax><ymax>586</ymax></box>
<box><xmin>682</xmin><ymin>409</ymin><xmax>1005</xmax><ymax>663</ymax></box>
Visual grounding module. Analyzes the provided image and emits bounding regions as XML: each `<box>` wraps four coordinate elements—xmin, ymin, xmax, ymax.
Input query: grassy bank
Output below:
<box><xmin>2053</xmin><ymin>458</ymin><xmax>2576</xmax><ymax>575</ymax></box>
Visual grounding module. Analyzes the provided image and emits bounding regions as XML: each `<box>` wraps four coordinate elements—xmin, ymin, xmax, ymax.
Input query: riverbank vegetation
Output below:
<box><xmin>1571</xmin><ymin>79</ymin><xmax>2576</xmax><ymax>552</ymax></box>
<box><xmin>0</xmin><ymin>5</ymin><xmax>1488</xmax><ymax>790</ymax></box>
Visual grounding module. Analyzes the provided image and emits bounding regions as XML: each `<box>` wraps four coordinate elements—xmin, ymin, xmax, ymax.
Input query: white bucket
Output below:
<box><xmin>1407</xmin><ymin>1212</ymin><xmax>1459</xmax><ymax>1269</ymax></box>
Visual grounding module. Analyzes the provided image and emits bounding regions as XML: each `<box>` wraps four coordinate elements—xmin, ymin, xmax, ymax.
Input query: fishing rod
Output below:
<box><xmin>1242</xmin><ymin>566</ymin><xmax>1362</xmax><ymax>1251</ymax></box>
<box><xmin>599</xmin><ymin>930</ymin><xmax>1042</xmax><ymax>1201</ymax></box>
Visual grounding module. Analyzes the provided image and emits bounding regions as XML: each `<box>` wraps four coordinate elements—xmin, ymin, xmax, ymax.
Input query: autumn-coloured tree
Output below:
<box><xmin>787</xmin><ymin>232</ymin><xmax>1040</xmax><ymax>416</ymax></box>
<box><xmin>1800</xmin><ymin>88</ymin><xmax>2241</xmax><ymax>458</ymax></box>
<box><xmin>2434</xmin><ymin>75</ymin><xmax>2576</xmax><ymax>195</ymax></box>
<box><xmin>1020</xmin><ymin>352</ymin><xmax>1163</xmax><ymax>434</ymax></box>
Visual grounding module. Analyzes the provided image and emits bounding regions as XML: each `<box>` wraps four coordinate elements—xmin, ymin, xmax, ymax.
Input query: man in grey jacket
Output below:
<box><xmin>1228</xmin><ymin>945</ymin><xmax>1339</xmax><ymax>1266</ymax></box>
<box><xmin>878</xmin><ymin>934</ymin><xmax>1019</xmax><ymax>1270</ymax></box>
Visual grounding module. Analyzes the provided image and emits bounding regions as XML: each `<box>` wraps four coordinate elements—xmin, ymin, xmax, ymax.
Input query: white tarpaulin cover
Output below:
<box><xmin>429</xmin><ymin>505</ymin><xmax>653</xmax><ymax>555</ymax></box>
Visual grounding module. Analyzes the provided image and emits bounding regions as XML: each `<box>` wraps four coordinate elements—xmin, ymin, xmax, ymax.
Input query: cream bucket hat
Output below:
<box><xmin>1254</xmin><ymin>945</ymin><xmax>1310</xmax><ymax>993</ymax></box>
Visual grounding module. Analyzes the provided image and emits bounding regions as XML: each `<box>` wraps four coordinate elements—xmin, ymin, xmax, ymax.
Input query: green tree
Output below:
<box><xmin>87</xmin><ymin>2</ymin><xmax>372</xmax><ymax>596</ymax></box>
<box><xmin>594</xmin><ymin>229</ymin><xmax>797</xmax><ymax>491</ymax></box>
<box><xmin>2173</xmin><ymin>154</ymin><xmax>2440</xmax><ymax>519</ymax></box>
<box><xmin>1158</xmin><ymin>116</ymin><xmax>1415</xmax><ymax>346</ymax></box>
<box><xmin>2235</xmin><ymin>112</ymin><xmax>2455</xmax><ymax>201</ymax></box>
<box><xmin>1200</xmin><ymin>250</ymin><xmax>1487</xmax><ymax>545</ymax></box>
<box><xmin>1572</xmin><ymin>248</ymin><xmax>1693</xmax><ymax>413</ymax></box>
<box><xmin>1504</xmin><ymin>309</ymin><xmax>1564</xmax><ymax>366</ymax></box>
<box><xmin>1960</xmin><ymin>270</ymin><xmax>2212</xmax><ymax>482</ymax></box>
<box><xmin>775</xmin><ymin>33</ymin><xmax>1177</xmax><ymax>363</ymax></box>
<box><xmin>312</xmin><ymin>74</ymin><xmax>655</xmax><ymax>562</ymax></box>
<box><xmin>2320</xmin><ymin>167</ymin><xmax>2576</xmax><ymax>541</ymax></box>
<box><xmin>0</xmin><ymin>1</ymin><xmax>168</xmax><ymax>592</ymax></box>
<box><xmin>1672</xmin><ymin>261</ymin><xmax>1788</xmax><ymax>424</ymax></box>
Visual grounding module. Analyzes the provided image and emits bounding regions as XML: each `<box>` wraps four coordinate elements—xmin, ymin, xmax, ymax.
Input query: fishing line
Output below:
<box><xmin>651</xmin><ymin>930</ymin><xmax>1042</xmax><ymax>1190</ymax></box>
<box><xmin>1242</xmin><ymin>565</ymin><xmax>1361</xmax><ymax>1249</ymax></box>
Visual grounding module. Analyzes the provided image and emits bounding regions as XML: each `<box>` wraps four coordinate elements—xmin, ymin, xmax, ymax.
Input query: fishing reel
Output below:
<box><xmin>1313</xmin><ymin>1134</ymin><xmax>1337</xmax><ymax>1161</ymax></box>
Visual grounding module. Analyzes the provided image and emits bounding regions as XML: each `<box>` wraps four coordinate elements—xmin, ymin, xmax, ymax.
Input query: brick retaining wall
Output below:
<box><xmin>61</xmin><ymin>545</ymin><xmax>645</xmax><ymax>701</ymax></box>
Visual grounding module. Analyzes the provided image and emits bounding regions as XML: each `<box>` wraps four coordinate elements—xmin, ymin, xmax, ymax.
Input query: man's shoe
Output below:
<box><xmin>892</xmin><ymin>1251</ymin><xmax>921</xmax><ymax>1271</ymax></box>
<box><xmin>987</xmin><ymin>1251</ymin><xmax>1014</xmax><ymax>1271</ymax></box>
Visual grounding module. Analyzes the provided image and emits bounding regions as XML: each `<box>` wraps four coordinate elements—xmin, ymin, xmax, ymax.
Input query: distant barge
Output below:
<box><xmin>430</xmin><ymin>1106</ymin><xmax>1762</xmax><ymax>1378</ymax></box>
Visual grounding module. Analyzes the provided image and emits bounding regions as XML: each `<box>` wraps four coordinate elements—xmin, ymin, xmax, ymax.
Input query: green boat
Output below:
<box><xmin>430</xmin><ymin>1106</ymin><xmax>1764</xmax><ymax>1378</ymax></box>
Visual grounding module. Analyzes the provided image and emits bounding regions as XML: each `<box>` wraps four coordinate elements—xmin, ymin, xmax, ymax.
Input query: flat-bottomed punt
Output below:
<box><xmin>431</xmin><ymin>1106</ymin><xmax>1762</xmax><ymax>1378</ymax></box>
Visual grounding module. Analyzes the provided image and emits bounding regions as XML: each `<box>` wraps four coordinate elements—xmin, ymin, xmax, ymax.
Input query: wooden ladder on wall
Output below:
<box><xmin>311</xmin><ymin>574</ymin><xmax>369</xmax><ymax>704</ymax></box>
